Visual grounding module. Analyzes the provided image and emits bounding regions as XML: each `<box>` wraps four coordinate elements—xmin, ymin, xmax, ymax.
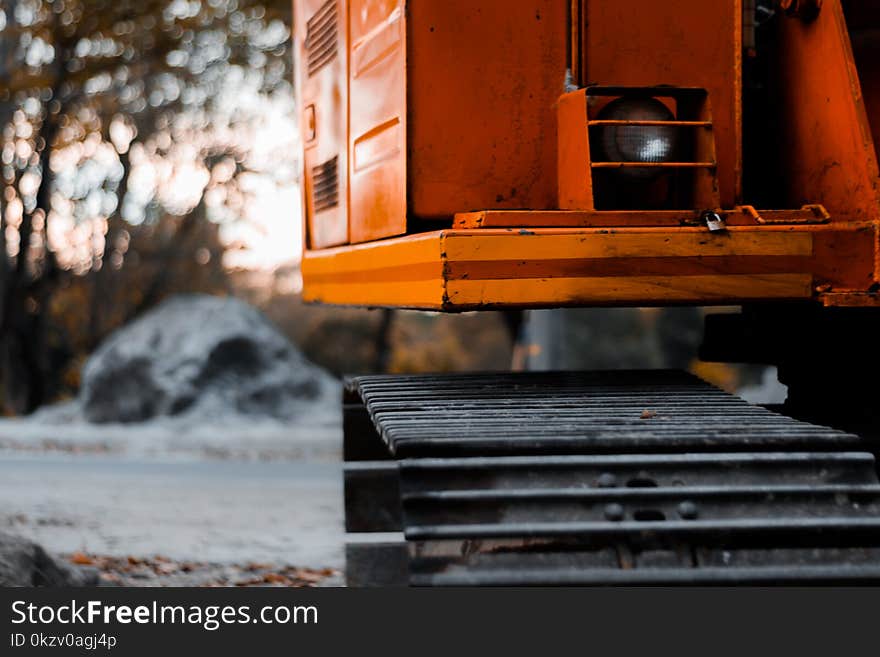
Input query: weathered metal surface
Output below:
<box><xmin>454</xmin><ymin>207</ymin><xmax>831</xmax><ymax>229</ymax></box>
<box><xmin>295</xmin><ymin>0</ymin><xmax>348</xmax><ymax>248</ymax></box>
<box><xmin>345</xmin><ymin>537</ymin><xmax>408</xmax><ymax>587</ymax></box>
<box><xmin>318</xmin><ymin>0</ymin><xmax>568</xmax><ymax>245</ymax></box>
<box><xmin>348</xmin><ymin>370</ymin><xmax>860</xmax><ymax>457</ymax></box>
<box><xmin>296</xmin><ymin>1</ymin><xmax>880</xmax><ymax>313</ymax></box>
<box><xmin>346</xmin><ymin>0</ymin><xmax>407</xmax><ymax>243</ymax></box>
<box><xmin>343</xmin><ymin>370</ymin><xmax>880</xmax><ymax>586</ymax></box>
<box><xmin>404</xmin><ymin>487</ymin><xmax>880</xmax><ymax>536</ymax></box>
<box><xmin>343</xmin><ymin>402</ymin><xmax>391</xmax><ymax>462</ymax></box>
<box><xmin>398</xmin><ymin>452</ymin><xmax>878</xmax><ymax>492</ymax></box>
<box><xmin>344</xmin><ymin>462</ymin><xmax>401</xmax><ymax>532</ymax></box>
<box><xmin>771</xmin><ymin>0</ymin><xmax>880</xmax><ymax>223</ymax></box>
<box><xmin>301</xmin><ymin>223</ymin><xmax>878</xmax><ymax>310</ymax></box>
<box><xmin>580</xmin><ymin>2</ymin><xmax>742</xmax><ymax>207</ymax></box>
<box><xmin>412</xmin><ymin>557</ymin><xmax>880</xmax><ymax>586</ymax></box>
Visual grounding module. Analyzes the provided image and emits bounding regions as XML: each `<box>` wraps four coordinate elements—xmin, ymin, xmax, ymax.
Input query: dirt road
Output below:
<box><xmin>0</xmin><ymin>453</ymin><xmax>344</xmax><ymax>584</ymax></box>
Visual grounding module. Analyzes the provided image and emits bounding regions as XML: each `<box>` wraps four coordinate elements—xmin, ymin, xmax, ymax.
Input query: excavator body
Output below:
<box><xmin>292</xmin><ymin>1</ymin><xmax>880</xmax><ymax>585</ymax></box>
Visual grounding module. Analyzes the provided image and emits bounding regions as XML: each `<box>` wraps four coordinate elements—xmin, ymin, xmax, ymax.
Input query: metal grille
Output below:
<box><xmin>311</xmin><ymin>156</ymin><xmax>339</xmax><ymax>213</ymax></box>
<box><xmin>306</xmin><ymin>0</ymin><xmax>338</xmax><ymax>77</ymax></box>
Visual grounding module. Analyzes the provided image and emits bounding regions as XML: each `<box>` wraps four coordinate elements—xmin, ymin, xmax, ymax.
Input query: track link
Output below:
<box><xmin>343</xmin><ymin>371</ymin><xmax>880</xmax><ymax>585</ymax></box>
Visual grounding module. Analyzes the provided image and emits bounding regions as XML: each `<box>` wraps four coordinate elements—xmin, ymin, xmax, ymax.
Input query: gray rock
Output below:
<box><xmin>0</xmin><ymin>533</ymin><xmax>97</xmax><ymax>586</ymax></box>
<box><xmin>80</xmin><ymin>294</ymin><xmax>334</xmax><ymax>424</ymax></box>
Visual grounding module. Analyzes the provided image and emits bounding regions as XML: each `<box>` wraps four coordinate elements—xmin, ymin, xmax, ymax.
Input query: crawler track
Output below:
<box><xmin>342</xmin><ymin>371</ymin><xmax>880</xmax><ymax>585</ymax></box>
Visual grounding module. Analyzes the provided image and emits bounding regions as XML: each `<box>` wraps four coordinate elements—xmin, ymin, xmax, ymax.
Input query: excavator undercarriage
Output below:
<box><xmin>343</xmin><ymin>370</ymin><xmax>880</xmax><ymax>586</ymax></box>
<box><xmin>292</xmin><ymin>0</ymin><xmax>880</xmax><ymax>585</ymax></box>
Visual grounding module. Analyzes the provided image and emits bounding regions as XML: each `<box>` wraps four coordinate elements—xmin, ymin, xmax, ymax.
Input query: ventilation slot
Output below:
<box><xmin>306</xmin><ymin>0</ymin><xmax>338</xmax><ymax>77</ymax></box>
<box><xmin>312</xmin><ymin>156</ymin><xmax>339</xmax><ymax>213</ymax></box>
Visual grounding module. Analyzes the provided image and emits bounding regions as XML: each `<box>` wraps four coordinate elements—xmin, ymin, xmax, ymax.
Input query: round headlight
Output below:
<box><xmin>596</xmin><ymin>98</ymin><xmax>679</xmax><ymax>179</ymax></box>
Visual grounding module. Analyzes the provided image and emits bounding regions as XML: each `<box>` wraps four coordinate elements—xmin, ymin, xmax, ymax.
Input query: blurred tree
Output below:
<box><xmin>0</xmin><ymin>0</ymin><xmax>296</xmax><ymax>413</ymax></box>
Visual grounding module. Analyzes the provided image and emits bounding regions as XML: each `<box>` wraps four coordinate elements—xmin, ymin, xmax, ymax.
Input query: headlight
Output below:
<box><xmin>595</xmin><ymin>98</ymin><xmax>679</xmax><ymax>179</ymax></box>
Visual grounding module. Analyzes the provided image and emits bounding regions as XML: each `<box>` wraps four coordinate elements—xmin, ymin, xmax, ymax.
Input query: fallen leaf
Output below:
<box><xmin>245</xmin><ymin>562</ymin><xmax>272</xmax><ymax>572</ymax></box>
<box><xmin>155</xmin><ymin>562</ymin><xmax>178</xmax><ymax>575</ymax></box>
<box><xmin>70</xmin><ymin>552</ymin><xmax>94</xmax><ymax>566</ymax></box>
<box><xmin>296</xmin><ymin>571</ymin><xmax>326</xmax><ymax>584</ymax></box>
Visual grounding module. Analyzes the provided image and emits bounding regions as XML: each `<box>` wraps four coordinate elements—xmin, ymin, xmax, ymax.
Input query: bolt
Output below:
<box><xmin>604</xmin><ymin>503</ymin><xmax>625</xmax><ymax>522</ymax></box>
<box><xmin>678</xmin><ymin>501</ymin><xmax>699</xmax><ymax>520</ymax></box>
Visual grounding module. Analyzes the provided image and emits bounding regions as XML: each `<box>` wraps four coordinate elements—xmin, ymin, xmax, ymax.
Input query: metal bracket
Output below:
<box><xmin>778</xmin><ymin>0</ymin><xmax>822</xmax><ymax>21</ymax></box>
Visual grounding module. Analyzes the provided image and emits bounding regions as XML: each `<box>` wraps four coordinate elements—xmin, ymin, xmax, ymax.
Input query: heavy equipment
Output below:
<box><xmin>293</xmin><ymin>0</ymin><xmax>880</xmax><ymax>584</ymax></box>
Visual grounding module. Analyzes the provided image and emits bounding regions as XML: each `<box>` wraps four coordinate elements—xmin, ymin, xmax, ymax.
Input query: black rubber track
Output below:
<box><xmin>343</xmin><ymin>370</ymin><xmax>880</xmax><ymax>585</ymax></box>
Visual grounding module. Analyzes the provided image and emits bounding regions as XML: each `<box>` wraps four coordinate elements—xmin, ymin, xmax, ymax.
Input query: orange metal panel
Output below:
<box><xmin>441</xmin><ymin>229</ymin><xmax>813</xmax><ymax>261</ymax></box>
<box><xmin>771</xmin><ymin>0</ymin><xmax>880</xmax><ymax>221</ymax></box>
<box><xmin>811</xmin><ymin>222</ymin><xmax>878</xmax><ymax>291</ymax></box>
<box><xmin>347</xmin><ymin>0</ymin><xmax>407</xmax><ymax>243</ymax></box>
<box><xmin>406</xmin><ymin>0</ymin><xmax>568</xmax><ymax>218</ymax></box>
<box><xmin>454</xmin><ymin>207</ymin><xmax>831</xmax><ymax>229</ymax></box>
<box><xmin>581</xmin><ymin>0</ymin><xmax>742</xmax><ymax>208</ymax></box>
<box><xmin>445</xmin><ymin>275</ymin><xmax>812</xmax><ymax>307</ymax></box>
<box><xmin>301</xmin><ymin>232</ymin><xmax>444</xmax><ymax>307</ymax></box>
<box><xmin>842</xmin><ymin>1</ymin><xmax>880</xmax><ymax>181</ymax></box>
<box><xmin>557</xmin><ymin>89</ymin><xmax>594</xmax><ymax>210</ymax></box>
<box><xmin>341</xmin><ymin>0</ymin><xmax>569</xmax><ymax>241</ymax></box>
<box><xmin>295</xmin><ymin>1</ymin><xmax>880</xmax><ymax>313</ymax></box>
<box><xmin>296</xmin><ymin>0</ymin><xmax>349</xmax><ymax>248</ymax></box>
<box><xmin>821</xmin><ymin>292</ymin><xmax>880</xmax><ymax>307</ymax></box>
<box><xmin>301</xmin><ymin>222</ymin><xmax>877</xmax><ymax>310</ymax></box>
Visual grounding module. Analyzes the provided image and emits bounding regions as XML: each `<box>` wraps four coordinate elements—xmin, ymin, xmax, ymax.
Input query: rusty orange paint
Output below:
<box><xmin>845</xmin><ymin>1</ymin><xmax>880</xmax><ymax>157</ymax></box>
<box><xmin>301</xmin><ymin>222</ymin><xmax>879</xmax><ymax>310</ymax></box>
<box><xmin>347</xmin><ymin>0</ymin><xmax>407</xmax><ymax>243</ymax></box>
<box><xmin>301</xmin><ymin>231</ymin><xmax>445</xmax><ymax>308</ymax></box>
<box><xmin>405</xmin><ymin>1</ymin><xmax>568</xmax><ymax>220</ymax></box>
<box><xmin>307</xmin><ymin>0</ymin><xmax>571</xmax><ymax>246</ymax></box>
<box><xmin>771</xmin><ymin>0</ymin><xmax>880</xmax><ymax>221</ymax></box>
<box><xmin>580</xmin><ymin>0</ymin><xmax>743</xmax><ymax>208</ymax></box>
<box><xmin>557</xmin><ymin>89</ymin><xmax>593</xmax><ymax>211</ymax></box>
<box><xmin>454</xmin><ymin>207</ymin><xmax>832</xmax><ymax>229</ymax></box>
<box><xmin>295</xmin><ymin>0</ymin><xmax>348</xmax><ymax>248</ymax></box>
<box><xmin>296</xmin><ymin>0</ymin><xmax>880</xmax><ymax>312</ymax></box>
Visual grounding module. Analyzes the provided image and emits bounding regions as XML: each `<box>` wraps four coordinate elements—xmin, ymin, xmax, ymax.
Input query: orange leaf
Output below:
<box><xmin>70</xmin><ymin>552</ymin><xmax>94</xmax><ymax>565</ymax></box>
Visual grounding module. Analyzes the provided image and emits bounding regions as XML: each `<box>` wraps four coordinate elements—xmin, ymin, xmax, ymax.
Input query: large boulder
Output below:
<box><xmin>0</xmin><ymin>533</ymin><xmax>96</xmax><ymax>586</ymax></box>
<box><xmin>81</xmin><ymin>294</ymin><xmax>334</xmax><ymax>424</ymax></box>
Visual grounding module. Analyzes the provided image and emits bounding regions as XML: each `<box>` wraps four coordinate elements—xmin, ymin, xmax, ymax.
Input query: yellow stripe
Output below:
<box><xmin>302</xmin><ymin>279</ymin><xmax>445</xmax><ymax>309</ymax></box>
<box><xmin>302</xmin><ymin>232</ymin><xmax>441</xmax><ymax>276</ymax></box>
<box><xmin>446</xmin><ymin>274</ymin><xmax>813</xmax><ymax>306</ymax></box>
<box><xmin>443</xmin><ymin>231</ymin><xmax>813</xmax><ymax>261</ymax></box>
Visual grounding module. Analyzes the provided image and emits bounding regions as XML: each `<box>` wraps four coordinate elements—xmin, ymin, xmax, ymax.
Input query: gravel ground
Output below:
<box><xmin>64</xmin><ymin>553</ymin><xmax>341</xmax><ymax>587</ymax></box>
<box><xmin>0</xmin><ymin>423</ymin><xmax>345</xmax><ymax>587</ymax></box>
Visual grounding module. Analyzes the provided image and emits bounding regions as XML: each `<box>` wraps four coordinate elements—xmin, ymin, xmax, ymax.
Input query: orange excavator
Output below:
<box><xmin>293</xmin><ymin>1</ymin><xmax>880</xmax><ymax>585</ymax></box>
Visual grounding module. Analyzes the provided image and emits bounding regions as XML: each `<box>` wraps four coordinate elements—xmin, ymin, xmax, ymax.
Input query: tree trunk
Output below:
<box><xmin>128</xmin><ymin>199</ymin><xmax>204</xmax><ymax>321</ymax></box>
<box><xmin>0</xmin><ymin>112</ymin><xmax>61</xmax><ymax>414</ymax></box>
